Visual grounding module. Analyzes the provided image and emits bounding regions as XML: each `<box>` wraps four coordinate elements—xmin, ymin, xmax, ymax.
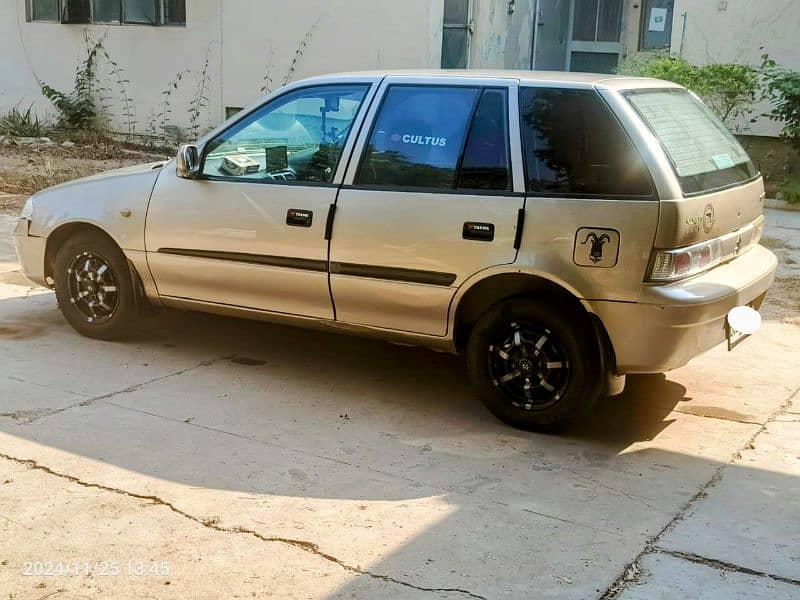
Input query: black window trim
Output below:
<box><xmin>352</xmin><ymin>82</ymin><xmax>515</xmax><ymax>195</ymax></box>
<box><xmin>518</xmin><ymin>85</ymin><xmax>658</xmax><ymax>201</ymax></box>
<box><xmin>621</xmin><ymin>87</ymin><xmax>761</xmax><ymax>198</ymax></box>
<box><xmin>456</xmin><ymin>88</ymin><xmax>513</xmax><ymax>193</ymax></box>
<box><xmin>197</xmin><ymin>82</ymin><xmax>373</xmax><ymax>189</ymax></box>
<box><xmin>28</xmin><ymin>0</ymin><xmax>186</xmax><ymax>26</ymax></box>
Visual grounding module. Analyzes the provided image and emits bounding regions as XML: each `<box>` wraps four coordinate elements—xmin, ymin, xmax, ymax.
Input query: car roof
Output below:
<box><xmin>298</xmin><ymin>69</ymin><xmax>681</xmax><ymax>90</ymax></box>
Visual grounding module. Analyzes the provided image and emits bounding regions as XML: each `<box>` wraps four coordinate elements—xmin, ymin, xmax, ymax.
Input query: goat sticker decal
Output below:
<box><xmin>582</xmin><ymin>232</ymin><xmax>611</xmax><ymax>263</ymax></box>
<box><xmin>573</xmin><ymin>228</ymin><xmax>620</xmax><ymax>268</ymax></box>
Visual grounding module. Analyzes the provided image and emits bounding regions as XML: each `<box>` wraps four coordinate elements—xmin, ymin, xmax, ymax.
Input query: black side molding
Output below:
<box><xmin>157</xmin><ymin>248</ymin><xmax>327</xmax><ymax>272</ymax></box>
<box><xmin>330</xmin><ymin>262</ymin><xmax>456</xmax><ymax>286</ymax></box>
<box><xmin>157</xmin><ymin>249</ymin><xmax>456</xmax><ymax>286</ymax></box>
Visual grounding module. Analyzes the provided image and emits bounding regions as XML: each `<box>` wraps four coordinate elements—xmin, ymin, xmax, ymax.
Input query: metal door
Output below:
<box><xmin>566</xmin><ymin>0</ymin><xmax>624</xmax><ymax>73</ymax></box>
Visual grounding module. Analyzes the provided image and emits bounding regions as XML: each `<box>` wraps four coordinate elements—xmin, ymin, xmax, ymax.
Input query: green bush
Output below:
<box><xmin>761</xmin><ymin>55</ymin><xmax>800</xmax><ymax>152</ymax></box>
<box><xmin>0</xmin><ymin>105</ymin><xmax>45</xmax><ymax>138</ymax></box>
<box><xmin>760</xmin><ymin>56</ymin><xmax>800</xmax><ymax>203</ymax></box>
<box><xmin>41</xmin><ymin>37</ymin><xmax>101</xmax><ymax>131</ymax></box>
<box><xmin>619</xmin><ymin>53</ymin><xmax>759</xmax><ymax>130</ymax></box>
<box><xmin>778</xmin><ymin>178</ymin><xmax>800</xmax><ymax>204</ymax></box>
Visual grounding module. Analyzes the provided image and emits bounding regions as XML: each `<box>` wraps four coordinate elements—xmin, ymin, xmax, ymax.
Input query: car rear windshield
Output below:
<box><xmin>625</xmin><ymin>88</ymin><xmax>758</xmax><ymax>195</ymax></box>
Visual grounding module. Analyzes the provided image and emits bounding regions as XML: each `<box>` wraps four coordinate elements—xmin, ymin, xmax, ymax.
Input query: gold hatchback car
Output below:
<box><xmin>14</xmin><ymin>70</ymin><xmax>777</xmax><ymax>430</ymax></box>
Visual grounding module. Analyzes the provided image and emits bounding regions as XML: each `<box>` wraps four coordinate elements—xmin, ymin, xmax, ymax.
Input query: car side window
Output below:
<box><xmin>458</xmin><ymin>89</ymin><xmax>511</xmax><ymax>191</ymax></box>
<box><xmin>202</xmin><ymin>84</ymin><xmax>369</xmax><ymax>184</ymax></box>
<box><xmin>519</xmin><ymin>87</ymin><xmax>653</xmax><ymax>198</ymax></box>
<box><xmin>356</xmin><ymin>85</ymin><xmax>481</xmax><ymax>189</ymax></box>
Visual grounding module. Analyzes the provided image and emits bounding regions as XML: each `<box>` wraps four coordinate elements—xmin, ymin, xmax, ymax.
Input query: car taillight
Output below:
<box><xmin>649</xmin><ymin>238</ymin><xmax>722</xmax><ymax>282</ymax></box>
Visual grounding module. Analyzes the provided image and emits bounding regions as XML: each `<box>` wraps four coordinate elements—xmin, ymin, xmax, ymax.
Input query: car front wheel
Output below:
<box><xmin>53</xmin><ymin>231</ymin><xmax>137</xmax><ymax>340</ymax></box>
<box><xmin>466</xmin><ymin>298</ymin><xmax>602</xmax><ymax>430</ymax></box>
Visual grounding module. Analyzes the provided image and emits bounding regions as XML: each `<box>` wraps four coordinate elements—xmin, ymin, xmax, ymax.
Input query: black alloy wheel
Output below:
<box><xmin>467</xmin><ymin>298</ymin><xmax>602</xmax><ymax>430</ymax></box>
<box><xmin>65</xmin><ymin>251</ymin><xmax>120</xmax><ymax>324</ymax></box>
<box><xmin>54</xmin><ymin>231</ymin><xmax>138</xmax><ymax>340</ymax></box>
<box><xmin>488</xmin><ymin>321</ymin><xmax>570</xmax><ymax>412</ymax></box>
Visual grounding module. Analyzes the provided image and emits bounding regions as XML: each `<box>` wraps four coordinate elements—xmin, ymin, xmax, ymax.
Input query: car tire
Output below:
<box><xmin>53</xmin><ymin>231</ymin><xmax>137</xmax><ymax>340</ymax></box>
<box><xmin>466</xmin><ymin>298</ymin><xmax>602</xmax><ymax>431</ymax></box>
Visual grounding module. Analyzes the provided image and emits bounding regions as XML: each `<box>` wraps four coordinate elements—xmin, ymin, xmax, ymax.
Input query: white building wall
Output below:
<box><xmin>7</xmin><ymin>1</ymin><xmax>797</xmax><ymax>139</ymax></box>
<box><xmin>469</xmin><ymin>0</ymin><xmax>536</xmax><ymax>70</ymax></box>
<box><xmin>0</xmin><ymin>1</ymin><xmax>224</xmax><ymax>137</ymax></box>
<box><xmin>0</xmin><ymin>0</ymin><xmax>439</xmax><ymax>138</ymax></box>
<box><xmin>219</xmin><ymin>0</ymin><xmax>442</xmax><ymax>113</ymax></box>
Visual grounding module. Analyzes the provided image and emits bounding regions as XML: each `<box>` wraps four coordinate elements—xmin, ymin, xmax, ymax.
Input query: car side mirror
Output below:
<box><xmin>176</xmin><ymin>144</ymin><xmax>200</xmax><ymax>179</ymax></box>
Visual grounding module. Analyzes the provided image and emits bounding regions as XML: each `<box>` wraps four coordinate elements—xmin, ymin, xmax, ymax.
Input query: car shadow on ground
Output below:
<box><xmin>127</xmin><ymin>305</ymin><xmax>693</xmax><ymax>452</ymax></box>
<box><xmin>1</xmin><ymin>294</ymin><xmax>797</xmax><ymax>598</ymax></box>
<box><xmin>1</xmin><ymin>295</ymin><xmax>694</xmax><ymax>488</ymax></box>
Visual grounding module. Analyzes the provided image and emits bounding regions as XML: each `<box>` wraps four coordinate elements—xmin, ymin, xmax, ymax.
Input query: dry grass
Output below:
<box><xmin>0</xmin><ymin>138</ymin><xmax>167</xmax><ymax>213</ymax></box>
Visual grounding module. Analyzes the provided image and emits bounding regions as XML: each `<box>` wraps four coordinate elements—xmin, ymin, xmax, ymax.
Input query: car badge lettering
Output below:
<box><xmin>686</xmin><ymin>204</ymin><xmax>715</xmax><ymax>235</ymax></box>
<box><xmin>401</xmin><ymin>134</ymin><xmax>447</xmax><ymax>147</ymax></box>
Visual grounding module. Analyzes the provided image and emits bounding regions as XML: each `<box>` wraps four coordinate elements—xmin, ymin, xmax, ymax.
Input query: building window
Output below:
<box><xmin>225</xmin><ymin>107</ymin><xmax>244</xmax><ymax>120</ymax></box>
<box><xmin>572</xmin><ymin>0</ymin><xmax>623</xmax><ymax>43</ymax></box>
<box><xmin>29</xmin><ymin>0</ymin><xmax>186</xmax><ymax>25</ymax></box>
<box><xmin>567</xmin><ymin>0</ymin><xmax>623</xmax><ymax>73</ymax></box>
<box><xmin>31</xmin><ymin>0</ymin><xmax>60</xmax><ymax>20</ymax></box>
<box><xmin>163</xmin><ymin>0</ymin><xmax>185</xmax><ymax>25</ymax></box>
<box><xmin>91</xmin><ymin>0</ymin><xmax>118</xmax><ymax>22</ymax></box>
<box><xmin>441</xmin><ymin>0</ymin><xmax>471</xmax><ymax>69</ymax></box>
<box><xmin>639</xmin><ymin>0</ymin><xmax>674</xmax><ymax>51</ymax></box>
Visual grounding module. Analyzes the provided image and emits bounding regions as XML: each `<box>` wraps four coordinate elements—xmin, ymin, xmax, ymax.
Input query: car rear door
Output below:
<box><xmin>329</xmin><ymin>76</ymin><xmax>526</xmax><ymax>336</ymax></box>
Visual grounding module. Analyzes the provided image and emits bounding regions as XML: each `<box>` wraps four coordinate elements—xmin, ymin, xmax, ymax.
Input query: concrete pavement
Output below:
<box><xmin>0</xmin><ymin>211</ymin><xmax>798</xmax><ymax>599</ymax></box>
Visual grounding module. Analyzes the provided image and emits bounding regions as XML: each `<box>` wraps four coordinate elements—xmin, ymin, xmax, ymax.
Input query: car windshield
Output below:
<box><xmin>625</xmin><ymin>88</ymin><xmax>757</xmax><ymax>195</ymax></box>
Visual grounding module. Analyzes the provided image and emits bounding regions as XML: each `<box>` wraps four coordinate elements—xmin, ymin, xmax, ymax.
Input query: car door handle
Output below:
<box><xmin>286</xmin><ymin>208</ymin><xmax>313</xmax><ymax>227</ymax></box>
<box><xmin>463</xmin><ymin>222</ymin><xmax>495</xmax><ymax>242</ymax></box>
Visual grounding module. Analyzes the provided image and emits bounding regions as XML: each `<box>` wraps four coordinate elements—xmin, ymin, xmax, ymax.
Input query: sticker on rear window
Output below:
<box><xmin>712</xmin><ymin>153</ymin><xmax>735</xmax><ymax>170</ymax></box>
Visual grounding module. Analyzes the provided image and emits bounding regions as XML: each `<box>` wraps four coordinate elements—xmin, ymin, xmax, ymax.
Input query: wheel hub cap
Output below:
<box><xmin>488</xmin><ymin>321</ymin><xmax>570</xmax><ymax>411</ymax></box>
<box><xmin>66</xmin><ymin>252</ymin><xmax>119</xmax><ymax>323</ymax></box>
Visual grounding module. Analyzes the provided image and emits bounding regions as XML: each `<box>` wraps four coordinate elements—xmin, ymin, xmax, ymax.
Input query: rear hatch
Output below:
<box><xmin>624</xmin><ymin>88</ymin><xmax>763</xmax><ymax>249</ymax></box>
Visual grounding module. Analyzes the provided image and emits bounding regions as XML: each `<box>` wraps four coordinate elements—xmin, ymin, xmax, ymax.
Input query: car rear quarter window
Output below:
<box><xmin>625</xmin><ymin>88</ymin><xmax>758</xmax><ymax>195</ymax></box>
<box><xmin>519</xmin><ymin>87</ymin><xmax>654</xmax><ymax>198</ymax></box>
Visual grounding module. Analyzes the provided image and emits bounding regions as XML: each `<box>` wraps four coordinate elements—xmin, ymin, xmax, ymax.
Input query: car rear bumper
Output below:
<box><xmin>590</xmin><ymin>244</ymin><xmax>777</xmax><ymax>374</ymax></box>
<box><xmin>12</xmin><ymin>219</ymin><xmax>48</xmax><ymax>287</ymax></box>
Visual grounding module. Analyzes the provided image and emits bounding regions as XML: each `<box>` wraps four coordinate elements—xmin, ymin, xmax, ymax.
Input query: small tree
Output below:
<box><xmin>761</xmin><ymin>55</ymin><xmax>800</xmax><ymax>202</ymax></box>
<box><xmin>761</xmin><ymin>55</ymin><xmax>800</xmax><ymax>151</ymax></box>
<box><xmin>618</xmin><ymin>53</ymin><xmax>759</xmax><ymax>131</ymax></box>
<box><xmin>41</xmin><ymin>34</ymin><xmax>102</xmax><ymax>131</ymax></box>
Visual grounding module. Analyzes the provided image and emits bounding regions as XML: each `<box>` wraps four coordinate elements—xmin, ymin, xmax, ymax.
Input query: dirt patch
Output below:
<box><xmin>0</xmin><ymin>322</ymin><xmax>43</xmax><ymax>340</ymax></box>
<box><xmin>762</xmin><ymin>276</ymin><xmax>800</xmax><ymax>324</ymax></box>
<box><xmin>738</xmin><ymin>135</ymin><xmax>800</xmax><ymax>197</ymax></box>
<box><xmin>760</xmin><ymin>236</ymin><xmax>787</xmax><ymax>250</ymax></box>
<box><xmin>0</xmin><ymin>140</ymin><xmax>167</xmax><ymax>214</ymax></box>
<box><xmin>231</xmin><ymin>357</ymin><xmax>267</xmax><ymax>366</ymax></box>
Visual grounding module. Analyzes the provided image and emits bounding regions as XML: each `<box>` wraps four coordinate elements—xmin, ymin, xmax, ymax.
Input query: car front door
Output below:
<box><xmin>145</xmin><ymin>81</ymin><xmax>375</xmax><ymax>319</ymax></box>
<box><xmin>329</xmin><ymin>77</ymin><xmax>526</xmax><ymax>336</ymax></box>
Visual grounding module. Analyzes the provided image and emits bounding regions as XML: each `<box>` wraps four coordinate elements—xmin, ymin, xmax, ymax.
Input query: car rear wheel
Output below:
<box><xmin>54</xmin><ymin>232</ymin><xmax>137</xmax><ymax>340</ymax></box>
<box><xmin>466</xmin><ymin>298</ymin><xmax>601</xmax><ymax>430</ymax></box>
